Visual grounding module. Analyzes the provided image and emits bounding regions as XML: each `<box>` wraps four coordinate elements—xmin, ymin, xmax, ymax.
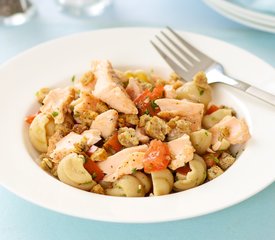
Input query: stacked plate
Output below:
<box><xmin>204</xmin><ymin>0</ymin><xmax>275</xmax><ymax>33</ymax></box>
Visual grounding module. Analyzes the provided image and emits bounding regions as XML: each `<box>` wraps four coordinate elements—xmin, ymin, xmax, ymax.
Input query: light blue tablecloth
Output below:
<box><xmin>1</xmin><ymin>1</ymin><xmax>275</xmax><ymax>239</ymax></box>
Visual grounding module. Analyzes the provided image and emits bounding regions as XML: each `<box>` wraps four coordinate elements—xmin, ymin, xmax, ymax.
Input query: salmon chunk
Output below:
<box><xmin>155</xmin><ymin>98</ymin><xmax>204</xmax><ymax>131</ymax></box>
<box><xmin>92</xmin><ymin>60</ymin><xmax>138</xmax><ymax>114</ymax></box>
<box><xmin>91</xmin><ymin>109</ymin><xmax>118</xmax><ymax>139</ymax></box>
<box><xmin>167</xmin><ymin>134</ymin><xmax>195</xmax><ymax>170</ymax></box>
<box><xmin>126</xmin><ymin>78</ymin><xmax>143</xmax><ymax>100</ymax></box>
<box><xmin>73</xmin><ymin>92</ymin><xmax>99</xmax><ymax>113</ymax></box>
<box><xmin>97</xmin><ymin>145</ymin><xmax>148</xmax><ymax>182</ymax></box>
<box><xmin>209</xmin><ymin>116</ymin><xmax>250</xmax><ymax>145</ymax></box>
<box><xmin>50</xmin><ymin>129</ymin><xmax>101</xmax><ymax>161</ymax></box>
<box><xmin>164</xmin><ymin>85</ymin><xmax>177</xmax><ymax>99</ymax></box>
<box><xmin>40</xmin><ymin>87</ymin><xmax>75</xmax><ymax>124</ymax></box>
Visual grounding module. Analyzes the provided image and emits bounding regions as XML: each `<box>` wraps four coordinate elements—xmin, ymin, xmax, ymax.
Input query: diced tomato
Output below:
<box><xmin>150</xmin><ymin>85</ymin><xmax>164</xmax><ymax>99</ymax></box>
<box><xmin>134</xmin><ymin>85</ymin><xmax>164</xmax><ymax>116</ymax></box>
<box><xmin>25</xmin><ymin>111</ymin><xmax>41</xmax><ymax>124</ymax></box>
<box><xmin>134</xmin><ymin>89</ymin><xmax>151</xmax><ymax>113</ymax></box>
<box><xmin>103</xmin><ymin>132</ymin><xmax>123</xmax><ymax>153</ymax></box>
<box><xmin>143</xmin><ymin>140</ymin><xmax>171</xmax><ymax>173</ymax></box>
<box><xmin>84</xmin><ymin>159</ymin><xmax>104</xmax><ymax>182</ymax></box>
<box><xmin>176</xmin><ymin>164</ymin><xmax>191</xmax><ymax>175</ymax></box>
<box><xmin>206</xmin><ymin>105</ymin><xmax>219</xmax><ymax>115</ymax></box>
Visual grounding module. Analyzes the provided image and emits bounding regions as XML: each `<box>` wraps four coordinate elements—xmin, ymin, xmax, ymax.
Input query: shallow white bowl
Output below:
<box><xmin>0</xmin><ymin>28</ymin><xmax>275</xmax><ymax>223</ymax></box>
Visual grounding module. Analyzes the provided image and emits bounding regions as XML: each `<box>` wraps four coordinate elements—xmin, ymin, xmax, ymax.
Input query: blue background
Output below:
<box><xmin>1</xmin><ymin>0</ymin><xmax>274</xmax><ymax>239</ymax></box>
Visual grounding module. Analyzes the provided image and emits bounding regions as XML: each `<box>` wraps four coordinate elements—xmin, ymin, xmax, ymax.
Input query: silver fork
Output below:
<box><xmin>151</xmin><ymin>27</ymin><xmax>275</xmax><ymax>107</ymax></box>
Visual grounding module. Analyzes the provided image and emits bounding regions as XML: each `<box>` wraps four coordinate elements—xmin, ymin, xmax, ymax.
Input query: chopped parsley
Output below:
<box><xmin>79</xmin><ymin>155</ymin><xmax>87</xmax><ymax>163</ymax></box>
<box><xmin>82</xmin><ymin>181</ymin><xmax>93</xmax><ymax>185</ymax></box>
<box><xmin>211</xmin><ymin>116</ymin><xmax>217</xmax><ymax>122</ymax></box>
<box><xmin>92</xmin><ymin>172</ymin><xmax>97</xmax><ymax>179</ymax></box>
<box><xmin>52</xmin><ymin>111</ymin><xmax>59</xmax><ymax>117</ymax></box>
<box><xmin>204</xmin><ymin>131</ymin><xmax>209</xmax><ymax>136</ymax></box>
<box><xmin>71</xmin><ymin>75</ymin><xmax>76</xmax><ymax>83</ymax></box>
<box><xmin>199</xmin><ymin>88</ymin><xmax>205</xmax><ymax>96</ymax></box>
<box><xmin>131</xmin><ymin>168</ymin><xmax>137</xmax><ymax>174</ymax></box>
<box><xmin>213</xmin><ymin>157</ymin><xmax>219</xmax><ymax>163</ymax></box>
<box><xmin>137</xmin><ymin>184</ymin><xmax>142</xmax><ymax>193</ymax></box>
<box><xmin>144</xmin><ymin>109</ymin><xmax>150</xmax><ymax>115</ymax></box>
<box><xmin>150</xmin><ymin>100</ymin><xmax>159</xmax><ymax>110</ymax></box>
<box><xmin>74</xmin><ymin>111</ymin><xmax>80</xmax><ymax>118</ymax></box>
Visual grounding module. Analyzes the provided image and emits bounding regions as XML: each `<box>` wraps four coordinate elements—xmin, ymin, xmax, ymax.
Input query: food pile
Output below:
<box><xmin>26</xmin><ymin>60</ymin><xmax>250</xmax><ymax>197</ymax></box>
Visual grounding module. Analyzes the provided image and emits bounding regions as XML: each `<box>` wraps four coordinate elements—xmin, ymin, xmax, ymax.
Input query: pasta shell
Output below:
<box><xmin>29</xmin><ymin>113</ymin><xmax>55</xmax><ymax>152</ymax></box>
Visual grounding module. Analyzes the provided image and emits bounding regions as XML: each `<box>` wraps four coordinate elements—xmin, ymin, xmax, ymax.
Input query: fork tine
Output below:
<box><xmin>155</xmin><ymin>35</ymin><xmax>191</xmax><ymax>69</ymax></box>
<box><xmin>150</xmin><ymin>41</ymin><xmax>190</xmax><ymax>81</ymax></box>
<box><xmin>166</xmin><ymin>26</ymin><xmax>210</xmax><ymax>60</ymax></box>
<box><xmin>160</xmin><ymin>31</ymin><xmax>198</xmax><ymax>65</ymax></box>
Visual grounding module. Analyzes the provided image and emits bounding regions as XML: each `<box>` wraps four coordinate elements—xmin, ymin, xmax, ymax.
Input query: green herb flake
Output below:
<box><xmin>150</xmin><ymin>100</ymin><xmax>159</xmax><ymax>110</ymax></box>
<box><xmin>144</xmin><ymin>109</ymin><xmax>150</xmax><ymax>115</ymax></box>
<box><xmin>71</xmin><ymin>75</ymin><xmax>76</xmax><ymax>83</ymax></box>
<box><xmin>204</xmin><ymin>131</ymin><xmax>209</xmax><ymax>136</ymax></box>
<box><xmin>79</xmin><ymin>155</ymin><xmax>87</xmax><ymax>163</ymax></box>
<box><xmin>82</xmin><ymin>181</ymin><xmax>93</xmax><ymax>185</ymax></box>
<box><xmin>137</xmin><ymin>184</ymin><xmax>142</xmax><ymax>193</ymax></box>
<box><xmin>199</xmin><ymin>88</ymin><xmax>205</xmax><ymax>96</ymax></box>
<box><xmin>74</xmin><ymin>111</ymin><xmax>80</xmax><ymax>118</ymax></box>
<box><xmin>131</xmin><ymin>168</ymin><xmax>137</xmax><ymax>174</ymax></box>
<box><xmin>52</xmin><ymin>111</ymin><xmax>59</xmax><ymax>117</ymax></box>
<box><xmin>211</xmin><ymin>116</ymin><xmax>217</xmax><ymax>122</ymax></box>
<box><xmin>92</xmin><ymin>172</ymin><xmax>97</xmax><ymax>179</ymax></box>
<box><xmin>213</xmin><ymin>157</ymin><xmax>219</xmax><ymax>163</ymax></box>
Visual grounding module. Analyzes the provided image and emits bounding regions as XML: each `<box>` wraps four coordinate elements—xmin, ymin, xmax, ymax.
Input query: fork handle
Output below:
<box><xmin>208</xmin><ymin>70</ymin><xmax>275</xmax><ymax>107</ymax></box>
<box><xmin>245</xmin><ymin>85</ymin><xmax>275</xmax><ymax>107</ymax></box>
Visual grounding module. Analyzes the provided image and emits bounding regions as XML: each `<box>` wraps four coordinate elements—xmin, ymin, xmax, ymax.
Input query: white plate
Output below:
<box><xmin>0</xmin><ymin>28</ymin><xmax>275</xmax><ymax>223</ymax></box>
<box><xmin>204</xmin><ymin>0</ymin><xmax>275</xmax><ymax>33</ymax></box>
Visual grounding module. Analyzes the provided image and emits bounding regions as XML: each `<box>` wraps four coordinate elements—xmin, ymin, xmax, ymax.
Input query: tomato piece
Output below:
<box><xmin>134</xmin><ymin>85</ymin><xmax>164</xmax><ymax>116</ymax></box>
<box><xmin>150</xmin><ymin>85</ymin><xmax>164</xmax><ymax>99</ymax></box>
<box><xmin>84</xmin><ymin>159</ymin><xmax>104</xmax><ymax>182</ymax></box>
<box><xmin>25</xmin><ymin>111</ymin><xmax>41</xmax><ymax>124</ymax></box>
<box><xmin>103</xmin><ymin>132</ymin><xmax>123</xmax><ymax>153</ymax></box>
<box><xmin>134</xmin><ymin>89</ymin><xmax>151</xmax><ymax>113</ymax></box>
<box><xmin>143</xmin><ymin>140</ymin><xmax>171</xmax><ymax>173</ymax></box>
<box><xmin>176</xmin><ymin>164</ymin><xmax>191</xmax><ymax>175</ymax></box>
<box><xmin>206</xmin><ymin>105</ymin><xmax>219</xmax><ymax>115</ymax></box>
